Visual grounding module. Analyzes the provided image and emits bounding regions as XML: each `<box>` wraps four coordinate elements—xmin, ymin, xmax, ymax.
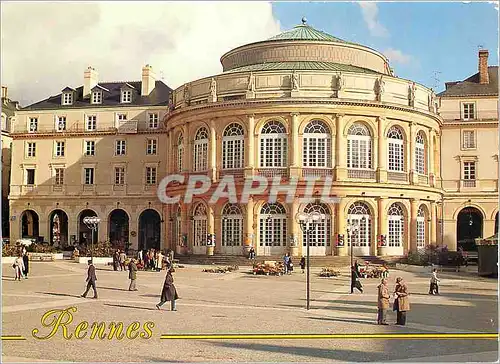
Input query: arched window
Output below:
<box><xmin>347</xmin><ymin>123</ymin><xmax>372</xmax><ymax>169</ymax></box>
<box><xmin>417</xmin><ymin>205</ymin><xmax>426</xmax><ymax>248</ymax></box>
<box><xmin>193</xmin><ymin>127</ymin><xmax>209</xmax><ymax>172</ymax></box>
<box><xmin>388</xmin><ymin>203</ymin><xmax>405</xmax><ymax>247</ymax></box>
<box><xmin>193</xmin><ymin>203</ymin><xmax>207</xmax><ymax>248</ymax></box>
<box><xmin>222</xmin><ymin>123</ymin><xmax>245</xmax><ymax>169</ymax></box>
<box><xmin>221</xmin><ymin>203</ymin><xmax>243</xmax><ymax>247</ymax></box>
<box><xmin>303</xmin><ymin>120</ymin><xmax>331</xmax><ymax>168</ymax></box>
<box><xmin>415</xmin><ymin>131</ymin><xmax>426</xmax><ymax>175</ymax></box>
<box><xmin>302</xmin><ymin>203</ymin><xmax>331</xmax><ymax>247</ymax></box>
<box><xmin>171</xmin><ymin>205</ymin><xmax>182</xmax><ymax>247</ymax></box>
<box><xmin>387</xmin><ymin>126</ymin><xmax>405</xmax><ymax>172</ymax></box>
<box><xmin>176</xmin><ymin>133</ymin><xmax>183</xmax><ymax>173</ymax></box>
<box><xmin>347</xmin><ymin>202</ymin><xmax>371</xmax><ymax>247</ymax></box>
<box><xmin>259</xmin><ymin>202</ymin><xmax>287</xmax><ymax>247</ymax></box>
<box><xmin>259</xmin><ymin>121</ymin><xmax>287</xmax><ymax>167</ymax></box>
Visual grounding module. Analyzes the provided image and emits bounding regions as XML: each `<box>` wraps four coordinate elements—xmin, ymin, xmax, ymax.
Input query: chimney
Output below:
<box><xmin>83</xmin><ymin>66</ymin><xmax>99</xmax><ymax>98</ymax></box>
<box><xmin>141</xmin><ymin>64</ymin><xmax>156</xmax><ymax>96</ymax></box>
<box><xmin>1</xmin><ymin>86</ymin><xmax>7</xmax><ymax>99</ymax></box>
<box><xmin>478</xmin><ymin>49</ymin><xmax>489</xmax><ymax>84</ymax></box>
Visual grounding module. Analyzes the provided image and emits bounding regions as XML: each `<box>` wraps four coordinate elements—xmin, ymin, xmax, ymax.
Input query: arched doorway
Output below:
<box><xmin>78</xmin><ymin>209</ymin><xmax>98</xmax><ymax>245</ymax></box>
<box><xmin>347</xmin><ymin>202</ymin><xmax>372</xmax><ymax>256</ymax></box>
<box><xmin>108</xmin><ymin>209</ymin><xmax>129</xmax><ymax>249</ymax></box>
<box><xmin>20</xmin><ymin>210</ymin><xmax>39</xmax><ymax>239</ymax></box>
<box><xmin>138</xmin><ymin>209</ymin><xmax>161</xmax><ymax>251</ymax></box>
<box><xmin>221</xmin><ymin>203</ymin><xmax>243</xmax><ymax>255</ymax></box>
<box><xmin>258</xmin><ymin>202</ymin><xmax>287</xmax><ymax>256</ymax></box>
<box><xmin>302</xmin><ymin>202</ymin><xmax>332</xmax><ymax>256</ymax></box>
<box><xmin>49</xmin><ymin>210</ymin><xmax>69</xmax><ymax>247</ymax></box>
<box><xmin>456</xmin><ymin>207</ymin><xmax>483</xmax><ymax>251</ymax></box>
<box><xmin>192</xmin><ymin>203</ymin><xmax>207</xmax><ymax>255</ymax></box>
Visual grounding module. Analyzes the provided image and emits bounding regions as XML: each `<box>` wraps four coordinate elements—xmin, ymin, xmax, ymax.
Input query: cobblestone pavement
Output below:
<box><xmin>2</xmin><ymin>261</ymin><xmax>498</xmax><ymax>362</ymax></box>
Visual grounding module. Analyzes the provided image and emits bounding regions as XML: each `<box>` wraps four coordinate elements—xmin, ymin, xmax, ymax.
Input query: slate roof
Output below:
<box><xmin>23</xmin><ymin>80</ymin><xmax>172</xmax><ymax>110</ymax></box>
<box><xmin>437</xmin><ymin>66</ymin><xmax>499</xmax><ymax>97</ymax></box>
<box><xmin>224</xmin><ymin>61</ymin><xmax>380</xmax><ymax>74</ymax></box>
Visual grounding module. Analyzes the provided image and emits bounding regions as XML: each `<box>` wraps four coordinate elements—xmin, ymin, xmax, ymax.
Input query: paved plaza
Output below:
<box><xmin>2</xmin><ymin>261</ymin><xmax>498</xmax><ymax>362</ymax></box>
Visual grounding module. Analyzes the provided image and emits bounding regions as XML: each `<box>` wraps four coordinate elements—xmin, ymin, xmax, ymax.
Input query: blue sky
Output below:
<box><xmin>272</xmin><ymin>2</ymin><xmax>499</xmax><ymax>92</ymax></box>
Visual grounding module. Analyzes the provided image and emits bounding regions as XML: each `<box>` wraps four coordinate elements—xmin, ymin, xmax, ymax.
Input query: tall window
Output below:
<box><xmin>462</xmin><ymin>131</ymin><xmax>476</xmax><ymax>149</ymax></box>
<box><xmin>57</xmin><ymin>116</ymin><xmax>67</xmax><ymax>132</ymax></box>
<box><xmin>29</xmin><ymin>117</ymin><xmax>38</xmax><ymax>132</ymax></box>
<box><xmin>172</xmin><ymin>205</ymin><xmax>182</xmax><ymax>247</ymax></box>
<box><xmin>86</xmin><ymin>115</ymin><xmax>97</xmax><ymax>131</ymax></box>
<box><xmin>302</xmin><ymin>203</ymin><xmax>331</xmax><ymax>247</ymax></box>
<box><xmin>387</xmin><ymin>126</ymin><xmax>404</xmax><ymax>172</ymax></box>
<box><xmin>27</xmin><ymin>142</ymin><xmax>36</xmax><ymax>157</ymax></box>
<box><xmin>85</xmin><ymin>141</ymin><xmax>95</xmax><ymax>156</ymax></box>
<box><xmin>415</xmin><ymin>131</ymin><xmax>426</xmax><ymax>174</ymax></box>
<box><xmin>303</xmin><ymin>120</ymin><xmax>331</xmax><ymax>168</ymax></box>
<box><xmin>146</xmin><ymin>139</ymin><xmax>157</xmax><ymax>155</ymax></box>
<box><xmin>146</xmin><ymin>166</ymin><xmax>157</xmax><ymax>185</ymax></box>
<box><xmin>388</xmin><ymin>203</ymin><xmax>404</xmax><ymax>247</ymax></box>
<box><xmin>115</xmin><ymin>167</ymin><xmax>125</xmax><ymax>185</ymax></box>
<box><xmin>26</xmin><ymin>169</ymin><xmax>35</xmax><ymax>185</ymax></box>
<box><xmin>55</xmin><ymin>141</ymin><xmax>65</xmax><ymax>157</ymax></box>
<box><xmin>463</xmin><ymin>161</ymin><xmax>476</xmax><ymax>180</ymax></box>
<box><xmin>193</xmin><ymin>203</ymin><xmax>207</xmax><ymax>249</ymax></box>
<box><xmin>347</xmin><ymin>123</ymin><xmax>372</xmax><ymax>169</ymax></box>
<box><xmin>463</xmin><ymin>103</ymin><xmax>475</xmax><ymax>120</ymax></box>
<box><xmin>92</xmin><ymin>91</ymin><xmax>102</xmax><ymax>105</ymax></box>
<box><xmin>259</xmin><ymin>121</ymin><xmax>287</xmax><ymax>167</ymax></box>
<box><xmin>416</xmin><ymin>206</ymin><xmax>426</xmax><ymax>248</ymax></box>
<box><xmin>55</xmin><ymin>168</ymin><xmax>64</xmax><ymax>185</ymax></box>
<box><xmin>221</xmin><ymin>204</ymin><xmax>243</xmax><ymax>247</ymax></box>
<box><xmin>193</xmin><ymin>127</ymin><xmax>209</xmax><ymax>172</ymax></box>
<box><xmin>347</xmin><ymin>202</ymin><xmax>371</xmax><ymax>247</ymax></box>
<box><xmin>259</xmin><ymin>203</ymin><xmax>287</xmax><ymax>247</ymax></box>
<box><xmin>222</xmin><ymin>123</ymin><xmax>245</xmax><ymax>169</ymax></box>
<box><xmin>84</xmin><ymin>168</ymin><xmax>94</xmax><ymax>185</ymax></box>
<box><xmin>177</xmin><ymin>134</ymin><xmax>183</xmax><ymax>173</ymax></box>
<box><xmin>149</xmin><ymin>113</ymin><xmax>159</xmax><ymax>129</ymax></box>
<box><xmin>62</xmin><ymin>92</ymin><xmax>73</xmax><ymax>105</ymax></box>
<box><xmin>115</xmin><ymin>140</ymin><xmax>126</xmax><ymax>155</ymax></box>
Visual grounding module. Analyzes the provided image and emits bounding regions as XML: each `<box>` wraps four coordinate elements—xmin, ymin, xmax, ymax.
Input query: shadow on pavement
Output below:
<box><xmin>36</xmin><ymin>291</ymin><xmax>81</xmax><ymax>298</ymax></box>
<box><xmin>104</xmin><ymin>303</ymin><xmax>158</xmax><ymax>311</ymax></box>
<box><xmin>98</xmin><ymin>286</ymin><xmax>131</xmax><ymax>292</ymax></box>
<box><xmin>306</xmin><ymin>316</ymin><xmax>379</xmax><ymax>326</ymax></box>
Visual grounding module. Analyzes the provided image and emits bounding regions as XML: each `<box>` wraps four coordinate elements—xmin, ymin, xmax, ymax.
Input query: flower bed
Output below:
<box><xmin>319</xmin><ymin>267</ymin><xmax>341</xmax><ymax>277</ymax></box>
<box><xmin>203</xmin><ymin>266</ymin><xmax>239</xmax><ymax>273</ymax></box>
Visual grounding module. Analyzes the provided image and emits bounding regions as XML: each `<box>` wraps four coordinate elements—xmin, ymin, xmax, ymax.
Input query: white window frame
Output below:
<box><xmin>62</xmin><ymin>92</ymin><xmax>73</xmax><ymax>105</ymax></box>
<box><xmin>258</xmin><ymin>203</ymin><xmax>288</xmax><ymax>247</ymax></box>
<box><xmin>347</xmin><ymin>202</ymin><xmax>371</xmax><ymax>247</ymax></box>
<box><xmin>86</xmin><ymin>115</ymin><xmax>97</xmax><ymax>131</ymax></box>
<box><xmin>56</xmin><ymin>116</ymin><xmax>67</xmax><ymax>132</ymax></box>
<box><xmin>54</xmin><ymin>168</ymin><xmax>64</xmax><ymax>185</ymax></box>
<box><xmin>121</xmin><ymin>90</ymin><xmax>132</xmax><ymax>103</ymax></box>
<box><xmin>54</xmin><ymin>141</ymin><xmax>65</xmax><ymax>157</ymax></box>
<box><xmin>463</xmin><ymin>161</ymin><xmax>476</xmax><ymax>180</ymax></box>
<box><xmin>415</xmin><ymin>132</ymin><xmax>426</xmax><ymax>175</ymax></box>
<box><xmin>347</xmin><ymin>123</ymin><xmax>372</xmax><ymax>170</ymax></box>
<box><xmin>221</xmin><ymin>204</ymin><xmax>243</xmax><ymax>247</ymax></box>
<box><xmin>462</xmin><ymin>130</ymin><xmax>476</xmax><ymax>150</ymax></box>
<box><xmin>259</xmin><ymin>121</ymin><xmax>287</xmax><ymax>168</ymax></box>
<box><xmin>222</xmin><ymin>123</ymin><xmax>245</xmax><ymax>170</ymax></box>
<box><xmin>146</xmin><ymin>138</ymin><xmax>158</xmax><ymax>155</ymax></box>
<box><xmin>91</xmin><ymin>91</ymin><xmax>102</xmax><ymax>105</ymax></box>
<box><xmin>193</xmin><ymin>203</ymin><xmax>208</xmax><ymax>248</ymax></box>
<box><xmin>84</xmin><ymin>140</ymin><xmax>96</xmax><ymax>156</ymax></box>
<box><xmin>193</xmin><ymin>128</ymin><xmax>209</xmax><ymax>172</ymax></box>
<box><xmin>148</xmin><ymin>113</ymin><xmax>159</xmax><ymax>129</ymax></box>
<box><xmin>177</xmin><ymin>134</ymin><xmax>184</xmax><ymax>173</ymax></box>
<box><xmin>462</xmin><ymin>102</ymin><xmax>476</xmax><ymax>120</ymax></box>
<box><xmin>302</xmin><ymin>203</ymin><xmax>331</xmax><ymax>247</ymax></box>
<box><xmin>116</xmin><ymin>113</ymin><xmax>127</xmax><ymax>122</ymax></box>
<box><xmin>303</xmin><ymin>120</ymin><xmax>331</xmax><ymax>168</ymax></box>
<box><xmin>387</xmin><ymin>126</ymin><xmax>405</xmax><ymax>172</ymax></box>
<box><xmin>26</xmin><ymin>142</ymin><xmax>36</xmax><ymax>158</ymax></box>
<box><xmin>145</xmin><ymin>166</ymin><xmax>157</xmax><ymax>185</ymax></box>
<box><xmin>83</xmin><ymin>167</ymin><xmax>95</xmax><ymax>185</ymax></box>
<box><xmin>114</xmin><ymin>166</ymin><xmax>125</xmax><ymax>185</ymax></box>
<box><xmin>115</xmin><ymin>140</ymin><xmax>126</xmax><ymax>156</ymax></box>
<box><xmin>416</xmin><ymin>206</ymin><xmax>426</xmax><ymax>248</ymax></box>
<box><xmin>388</xmin><ymin>204</ymin><xmax>404</xmax><ymax>247</ymax></box>
<box><xmin>28</xmin><ymin>117</ymin><xmax>38</xmax><ymax>132</ymax></box>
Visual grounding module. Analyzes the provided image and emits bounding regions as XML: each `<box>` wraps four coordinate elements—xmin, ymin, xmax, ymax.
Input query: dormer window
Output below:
<box><xmin>92</xmin><ymin>91</ymin><xmax>102</xmax><ymax>104</ymax></box>
<box><xmin>121</xmin><ymin>90</ymin><xmax>132</xmax><ymax>103</ymax></box>
<box><xmin>62</xmin><ymin>92</ymin><xmax>73</xmax><ymax>105</ymax></box>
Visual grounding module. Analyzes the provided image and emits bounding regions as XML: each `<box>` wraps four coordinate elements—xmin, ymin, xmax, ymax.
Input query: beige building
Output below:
<box><xmin>9</xmin><ymin>66</ymin><xmax>171</xmax><ymax>250</ymax></box>
<box><xmin>438</xmin><ymin>49</ymin><xmax>499</xmax><ymax>251</ymax></box>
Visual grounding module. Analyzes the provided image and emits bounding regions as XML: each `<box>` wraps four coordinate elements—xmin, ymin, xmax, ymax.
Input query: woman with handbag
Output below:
<box><xmin>393</xmin><ymin>276</ymin><xmax>410</xmax><ymax>325</ymax></box>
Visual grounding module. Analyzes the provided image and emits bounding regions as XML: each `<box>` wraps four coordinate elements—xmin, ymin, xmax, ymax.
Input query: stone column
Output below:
<box><xmin>97</xmin><ymin>218</ymin><xmax>107</xmax><ymax>243</ymax></box>
<box><xmin>434</xmin><ymin>133</ymin><xmax>442</xmax><ymax>188</ymax></box>
<box><xmin>289</xmin><ymin>200</ymin><xmax>300</xmax><ymax>257</ymax></box>
<box><xmin>335</xmin><ymin>197</ymin><xmax>348</xmax><ymax>256</ymax></box>
<box><xmin>290</xmin><ymin>113</ymin><xmax>300</xmax><ymax>178</ymax></box>
<box><xmin>129</xmin><ymin>213</ymin><xmax>138</xmax><ymax>250</ymax></box>
<box><xmin>429</xmin><ymin>129</ymin><xmax>436</xmax><ymax>186</ymax></box>
<box><xmin>335</xmin><ymin>114</ymin><xmax>347</xmax><ymax>180</ymax></box>
<box><xmin>182</xmin><ymin>124</ymin><xmax>190</xmax><ymax>173</ymax></box>
<box><xmin>209</xmin><ymin>119</ymin><xmax>217</xmax><ymax>181</ymax></box>
<box><xmin>214</xmin><ymin>209</ymin><xmax>222</xmax><ymax>254</ymax></box>
<box><xmin>181</xmin><ymin>203</ymin><xmax>190</xmax><ymax>255</ymax></box>
<box><xmin>377</xmin><ymin>197</ymin><xmax>388</xmax><ymax>255</ymax></box>
<box><xmin>409</xmin><ymin>122</ymin><xmax>418</xmax><ymax>184</ymax></box>
<box><xmin>430</xmin><ymin>201</ymin><xmax>437</xmax><ymax>245</ymax></box>
<box><xmin>409</xmin><ymin>199</ymin><xmax>418</xmax><ymax>253</ymax></box>
<box><xmin>244</xmin><ymin>197</ymin><xmax>254</xmax><ymax>255</ymax></box>
<box><xmin>245</xmin><ymin>114</ymin><xmax>255</xmax><ymax>178</ymax></box>
<box><xmin>166</xmin><ymin>131</ymin><xmax>171</xmax><ymax>174</ymax></box>
<box><xmin>207</xmin><ymin>204</ymin><xmax>215</xmax><ymax>255</ymax></box>
<box><xmin>377</xmin><ymin>117</ymin><xmax>388</xmax><ymax>182</ymax></box>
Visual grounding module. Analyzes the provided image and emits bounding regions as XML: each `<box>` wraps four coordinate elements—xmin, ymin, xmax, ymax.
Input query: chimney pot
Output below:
<box><xmin>141</xmin><ymin>65</ymin><xmax>156</xmax><ymax>96</ymax></box>
<box><xmin>83</xmin><ymin>66</ymin><xmax>99</xmax><ymax>98</ymax></box>
<box><xmin>478</xmin><ymin>49</ymin><xmax>489</xmax><ymax>84</ymax></box>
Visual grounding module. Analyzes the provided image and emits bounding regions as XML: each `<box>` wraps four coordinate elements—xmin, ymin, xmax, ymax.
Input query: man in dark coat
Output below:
<box><xmin>128</xmin><ymin>259</ymin><xmax>138</xmax><ymax>291</ymax></box>
<box><xmin>22</xmin><ymin>251</ymin><xmax>29</xmax><ymax>278</ymax></box>
<box><xmin>394</xmin><ymin>276</ymin><xmax>410</xmax><ymax>325</ymax></box>
<box><xmin>351</xmin><ymin>265</ymin><xmax>363</xmax><ymax>293</ymax></box>
<box><xmin>156</xmin><ymin>268</ymin><xmax>178</xmax><ymax>311</ymax></box>
<box><xmin>81</xmin><ymin>260</ymin><xmax>98</xmax><ymax>299</ymax></box>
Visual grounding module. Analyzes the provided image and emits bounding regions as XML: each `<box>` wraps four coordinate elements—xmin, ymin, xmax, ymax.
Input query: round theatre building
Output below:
<box><xmin>164</xmin><ymin>20</ymin><xmax>443</xmax><ymax>258</ymax></box>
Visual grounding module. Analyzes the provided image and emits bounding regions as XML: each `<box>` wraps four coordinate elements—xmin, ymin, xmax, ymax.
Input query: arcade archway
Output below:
<box><xmin>20</xmin><ymin>210</ymin><xmax>39</xmax><ymax>239</ymax></box>
<box><xmin>456</xmin><ymin>207</ymin><xmax>483</xmax><ymax>251</ymax></box>
<box><xmin>78</xmin><ymin>209</ymin><xmax>98</xmax><ymax>245</ymax></box>
<box><xmin>108</xmin><ymin>209</ymin><xmax>129</xmax><ymax>247</ymax></box>
<box><xmin>138</xmin><ymin>209</ymin><xmax>161</xmax><ymax>251</ymax></box>
<box><xmin>49</xmin><ymin>209</ymin><xmax>69</xmax><ymax>247</ymax></box>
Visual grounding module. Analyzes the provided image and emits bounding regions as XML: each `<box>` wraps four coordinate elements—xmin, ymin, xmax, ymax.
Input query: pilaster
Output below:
<box><xmin>209</xmin><ymin>119</ymin><xmax>217</xmax><ymax>181</ymax></box>
<box><xmin>245</xmin><ymin>114</ymin><xmax>255</xmax><ymax>178</ymax></box>
<box><xmin>377</xmin><ymin>197</ymin><xmax>388</xmax><ymax>255</ymax></box>
<box><xmin>335</xmin><ymin>197</ymin><xmax>348</xmax><ymax>256</ymax></box>
<box><xmin>410</xmin><ymin>199</ymin><xmax>419</xmax><ymax>253</ymax></box>
<box><xmin>430</xmin><ymin>201</ymin><xmax>437</xmax><ymax>245</ymax></box>
<box><xmin>244</xmin><ymin>197</ymin><xmax>254</xmax><ymax>254</ymax></box>
<box><xmin>289</xmin><ymin>113</ymin><xmax>300</xmax><ymax>178</ymax></box>
<box><xmin>289</xmin><ymin>200</ymin><xmax>300</xmax><ymax>257</ymax></box>
<box><xmin>335</xmin><ymin>114</ymin><xmax>347</xmax><ymax>180</ymax></box>
<box><xmin>377</xmin><ymin>117</ymin><xmax>388</xmax><ymax>183</ymax></box>
<box><xmin>409</xmin><ymin>122</ymin><xmax>418</xmax><ymax>184</ymax></box>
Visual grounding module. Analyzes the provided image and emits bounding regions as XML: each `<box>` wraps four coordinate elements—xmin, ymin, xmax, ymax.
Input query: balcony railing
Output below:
<box><xmin>302</xmin><ymin>168</ymin><xmax>333</xmax><ymax>178</ymax></box>
<box><xmin>12</xmin><ymin>119</ymin><xmax>165</xmax><ymax>134</ymax></box>
<box><xmin>9</xmin><ymin>184</ymin><xmax>159</xmax><ymax>197</ymax></box>
<box><xmin>257</xmin><ymin>168</ymin><xmax>289</xmax><ymax>178</ymax></box>
<box><xmin>387</xmin><ymin>171</ymin><xmax>408</xmax><ymax>182</ymax></box>
<box><xmin>462</xmin><ymin>179</ymin><xmax>476</xmax><ymax>188</ymax></box>
<box><xmin>347</xmin><ymin>169</ymin><xmax>376</xmax><ymax>180</ymax></box>
<box><xmin>219</xmin><ymin>169</ymin><xmax>245</xmax><ymax>179</ymax></box>
<box><xmin>418</xmin><ymin>175</ymin><xmax>429</xmax><ymax>185</ymax></box>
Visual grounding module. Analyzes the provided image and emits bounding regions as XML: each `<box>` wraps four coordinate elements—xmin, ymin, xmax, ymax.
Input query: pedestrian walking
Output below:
<box><xmin>300</xmin><ymin>256</ymin><xmax>306</xmax><ymax>273</ymax></box>
<box><xmin>81</xmin><ymin>260</ymin><xmax>98</xmax><ymax>299</ymax></box>
<box><xmin>377</xmin><ymin>278</ymin><xmax>390</xmax><ymax>325</ymax></box>
<box><xmin>119</xmin><ymin>250</ymin><xmax>126</xmax><ymax>271</ymax></box>
<box><xmin>113</xmin><ymin>250</ymin><xmax>119</xmax><ymax>271</ymax></box>
<box><xmin>429</xmin><ymin>268</ymin><xmax>440</xmax><ymax>295</ymax></box>
<box><xmin>351</xmin><ymin>265</ymin><xmax>363</xmax><ymax>293</ymax></box>
<box><xmin>393</xmin><ymin>277</ymin><xmax>410</xmax><ymax>325</ymax></box>
<box><xmin>128</xmin><ymin>258</ymin><xmax>138</xmax><ymax>291</ymax></box>
<box><xmin>156</xmin><ymin>251</ymin><xmax>164</xmax><ymax>271</ymax></box>
<box><xmin>287</xmin><ymin>257</ymin><xmax>293</xmax><ymax>274</ymax></box>
<box><xmin>156</xmin><ymin>268</ymin><xmax>179</xmax><ymax>311</ymax></box>
<box><xmin>22</xmin><ymin>251</ymin><xmax>29</xmax><ymax>279</ymax></box>
<box><xmin>13</xmin><ymin>253</ymin><xmax>24</xmax><ymax>281</ymax></box>
<box><xmin>283</xmin><ymin>253</ymin><xmax>290</xmax><ymax>274</ymax></box>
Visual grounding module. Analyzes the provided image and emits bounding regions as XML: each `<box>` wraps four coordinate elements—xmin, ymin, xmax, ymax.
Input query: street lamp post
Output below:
<box><xmin>347</xmin><ymin>220</ymin><xmax>360</xmax><ymax>293</ymax></box>
<box><xmin>83</xmin><ymin>216</ymin><xmax>101</xmax><ymax>264</ymax></box>
<box><xmin>296</xmin><ymin>211</ymin><xmax>324</xmax><ymax>310</ymax></box>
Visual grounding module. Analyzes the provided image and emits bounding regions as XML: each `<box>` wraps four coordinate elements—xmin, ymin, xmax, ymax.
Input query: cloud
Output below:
<box><xmin>383</xmin><ymin>48</ymin><xmax>413</xmax><ymax>65</ymax></box>
<box><xmin>358</xmin><ymin>2</ymin><xmax>388</xmax><ymax>37</ymax></box>
<box><xmin>1</xmin><ymin>2</ymin><xmax>281</xmax><ymax>106</ymax></box>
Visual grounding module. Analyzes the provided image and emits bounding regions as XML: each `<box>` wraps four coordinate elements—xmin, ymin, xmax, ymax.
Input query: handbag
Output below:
<box><xmin>393</xmin><ymin>297</ymin><xmax>399</xmax><ymax>311</ymax></box>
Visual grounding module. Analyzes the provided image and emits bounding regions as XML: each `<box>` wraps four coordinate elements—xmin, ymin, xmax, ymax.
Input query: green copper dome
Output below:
<box><xmin>267</xmin><ymin>20</ymin><xmax>349</xmax><ymax>43</ymax></box>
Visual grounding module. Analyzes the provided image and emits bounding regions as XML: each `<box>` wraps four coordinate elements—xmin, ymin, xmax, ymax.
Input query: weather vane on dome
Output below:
<box><xmin>301</xmin><ymin>17</ymin><xmax>307</xmax><ymax>25</ymax></box>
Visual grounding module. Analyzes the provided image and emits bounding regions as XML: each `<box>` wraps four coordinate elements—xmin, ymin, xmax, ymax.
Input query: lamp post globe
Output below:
<box><xmin>83</xmin><ymin>216</ymin><xmax>101</xmax><ymax>264</ymax></box>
